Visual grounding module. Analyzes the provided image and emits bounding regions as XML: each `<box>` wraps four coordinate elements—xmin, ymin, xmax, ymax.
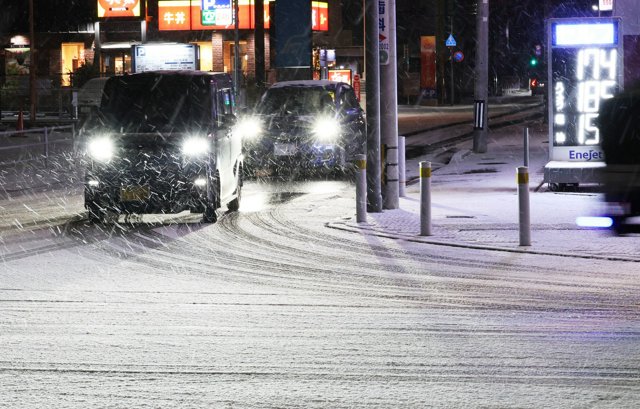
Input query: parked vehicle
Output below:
<box><xmin>83</xmin><ymin>71</ymin><xmax>243</xmax><ymax>223</ymax></box>
<box><xmin>529</xmin><ymin>76</ymin><xmax>546</xmax><ymax>96</ymax></box>
<box><xmin>598</xmin><ymin>87</ymin><xmax>640</xmax><ymax>234</ymax></box>
<box><xmin>238</xmin><ymin>80</ymin><xmax>366</xmax><ymax>177</ymax></box>
<box><xmin>77</xmin><ymin>77</ymin><xmax>109</xmax><ymax>112</ymax></box>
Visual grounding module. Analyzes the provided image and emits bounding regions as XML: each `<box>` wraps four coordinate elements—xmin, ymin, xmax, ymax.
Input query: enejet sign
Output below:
<box><xmin>544</xmin><ymin>17</ymin><xmax>623</xmax><ymax>185</ymax></box>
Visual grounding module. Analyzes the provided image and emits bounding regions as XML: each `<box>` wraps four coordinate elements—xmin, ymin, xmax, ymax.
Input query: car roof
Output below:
<box><xmin>269</xmin><ymin>80</ymin><xmax>346</xmax><ymax>90</ymax></box>
<box><xmin>107</xmin><ymin>70</ymin><xmax>233</xmax><ymax>88</ymax></box>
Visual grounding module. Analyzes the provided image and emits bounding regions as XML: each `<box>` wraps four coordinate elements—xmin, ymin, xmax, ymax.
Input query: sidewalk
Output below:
<box><xmin>330</xmin><ymin>121</ymin><xmax>640</xmax><ymax>262</ymax></box>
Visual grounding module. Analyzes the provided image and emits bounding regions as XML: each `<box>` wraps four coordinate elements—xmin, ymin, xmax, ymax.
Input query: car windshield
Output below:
<box><xmin>258</xmin><ymin>87</ymin><xmax>335</xmax><ymax>116</ymax></box>
<box><xmin>100</xmin><ymin>75</ymin><xmax>211</xmax><ymax>133</ymax></box>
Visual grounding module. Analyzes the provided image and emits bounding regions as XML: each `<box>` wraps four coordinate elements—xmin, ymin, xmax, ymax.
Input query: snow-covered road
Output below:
<box><xmin>1</xmin><ymin>180</ymin><xmax>639</xmax><ymax>408</ymax></box>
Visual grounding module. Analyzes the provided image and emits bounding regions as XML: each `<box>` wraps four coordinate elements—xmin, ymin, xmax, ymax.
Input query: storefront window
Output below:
<box><xmin>192</xmin><ymin>42</ymin><xmax>213</xmax><ymax>71</ymax></box>
<box><xmin>61</xmin><ymin>43</ymin><xmax>85</xmax><ymax>86</ymax></box>
<box><xmin>224</xmin><ymin>41</ymin><xmax>247</xmax><ymax>75</ymax></box>
<box><xmin>101</xmin><ymin>51</ymin><xmax>131</xmax><ymax>75</ymax></box>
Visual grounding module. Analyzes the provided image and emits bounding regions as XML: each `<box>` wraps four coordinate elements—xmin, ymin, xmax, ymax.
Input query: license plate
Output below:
<box><xmin>120</xmin><ymin>186</ymin><xmax>150</xmax><ymax>201</ymax></box>
<box><xmin>274</xmin><ymin>143</ymin><xmax>297</xmax><ymax>156</ymax></box>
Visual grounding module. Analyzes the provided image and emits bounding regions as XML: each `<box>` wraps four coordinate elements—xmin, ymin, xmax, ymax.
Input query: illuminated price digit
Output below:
<box><xmin>577</xmin><ymin>49</ymin><xmax>599</xmax><ymax>80</ymax></box>
<box><xmin>577</xmin><ymin>81</ymin><xmax>601</xmax><ymax>113</ymax></box>
<box><xmin>578</xmin><ymin>113</ymin><xmax>600</xmax><ymax>145</ymax></box>
<box><xmin>599</xmin><ymin>49</ymin><xmax>617</xmax><ymax>80</ymax></box>
<box><xmin>554</xmin><ymin>81</ymin><xmax>565</xmax><ymax>111</ymax></box>
<box><xmin>555</xmin><ymin>132</ymin><xmax>566</xmax><ymax>144</ymax></box>
<box><xmin>575</xmin><ymin>48</ymin><xmax>617</xmax><ymax>146</ymax></box>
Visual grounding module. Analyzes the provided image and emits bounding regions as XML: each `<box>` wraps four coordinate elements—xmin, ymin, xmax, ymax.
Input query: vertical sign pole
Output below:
<box><xmin>524</xmin><ymin>127</ymin><xmax>530</xmax><ymax>167</ymax></box>
<box><xmin>398</xmin><ymin>136</ymin><xmax>406</xmax><ymax>197</ymax></box>
<box><xmin>356</xmin><ymin>155</ymin><xmax>367</xmax><ymax>223</ymax></box>
<box><xmin>420</xmin><ymin>161</ymin><xmax>432</xmax><ymax>236</ymax></box>
<box><xmin>233</xmin><ymin>0</ymin><xmax>240</xmax><ymax>99</ymax></box>
<box><xmin>472</xmin><ymin>0</ymin><xmax>489</xmax><ymax>153</ymax></box>
<box><xmin>365</xmin><ymin>0</ymin><xmax>382</xmax><ymax>212</ymax></box>
<box><xmin>380</xmin><ymin>0</ymin><xmax>399</xmax><ymax>209</ymax></box>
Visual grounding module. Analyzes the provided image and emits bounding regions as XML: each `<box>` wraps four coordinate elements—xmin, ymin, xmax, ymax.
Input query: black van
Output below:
<box><xmin>83</xmin><ymin>71</ymin><xmax>243</xmax><ymax>223</ymax></box>
<box><xmin>599</xmin><ymin>88</ymin><xmax>640</xmax><ymax>233</ymax></box>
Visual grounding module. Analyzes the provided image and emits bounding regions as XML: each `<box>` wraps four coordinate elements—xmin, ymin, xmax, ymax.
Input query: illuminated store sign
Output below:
<box><xmin>131</xmin><ymin>44</ymin><xmax>199</xmax><ymax>72</ymax></box>
<box><xmin>201</xmin><ymin>0</ymin><xmax>232</xmax><ymax>26</ymax></box>
<box><xmin>158</xmin><ymin>0</ymin><xmax>328</xmax><ymax>31</ymax></box>
<box><xmin>328</xmin><ymin>69</ymin><xmax>352</xmax><ymax>85</ymax></box>
<box><xmin>548</xmin><ymin>18</ymin><xmax>622</xmax><ymax>162</ymax></box>
<box><xmin>98</xmin><ymin>0</ymin><xmax>141</xmax><ymax>18</ymax></box>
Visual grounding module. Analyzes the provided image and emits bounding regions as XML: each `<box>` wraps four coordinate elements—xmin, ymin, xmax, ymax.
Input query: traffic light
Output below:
<box><xmin>529</xmin><ymin>56</ymin><xmax>539</xmax><ymax>67</ymax></box>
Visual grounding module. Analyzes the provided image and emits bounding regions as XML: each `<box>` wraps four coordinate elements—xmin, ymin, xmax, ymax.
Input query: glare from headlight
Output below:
<box><xmin>87</xmin><ymin>136</ymin><xmax>114</xmax><ymax>162</ymax></box>
<box><xmin>182</xmin><ymin>137</ymin><xmax>209</xmax><ymax>156</ymax></box>
<box><xmin>312</xmin><ymin>116</ymin><xmax>341</xmax><ymax>143</ymax></box>
<box><xmin>235</xmin><ymin>117</ymin><xmax>262</xmax><ymax>140</ymax></box>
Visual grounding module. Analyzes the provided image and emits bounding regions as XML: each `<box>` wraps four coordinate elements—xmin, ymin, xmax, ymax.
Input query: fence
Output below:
<box><xmin>0</xmin><ymin>76</ymin><xmax>75</xmax><ymax>118</ymax></box>
<box><xmin>0</xmin><ymin>125</ymin><xmax>76</xmax><ymax>168</ymax></box>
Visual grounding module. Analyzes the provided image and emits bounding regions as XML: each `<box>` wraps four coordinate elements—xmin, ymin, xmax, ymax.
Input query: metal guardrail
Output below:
<box><xmin>0</xmin><ymin>125</ymin><xmax>76</xmax><ymax>168</ymax></box>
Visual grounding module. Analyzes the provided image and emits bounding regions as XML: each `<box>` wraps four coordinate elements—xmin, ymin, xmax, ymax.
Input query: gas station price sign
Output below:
<box><xmin>547</xmin><ymin>18</ymin><xmax>622</xmax><ymax>161</ymax></box>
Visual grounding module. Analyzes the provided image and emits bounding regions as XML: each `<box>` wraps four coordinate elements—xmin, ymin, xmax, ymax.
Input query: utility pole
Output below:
<box><xmin>233</xmin><ymin>0</ymin><xmax>240</xmax><ymax>99</ymax></box>
<box><xmin>29</xmin><ymin>0</ymin><xmax>37</xmax><ymax>124</ymax></box>
<box><xmin>365</xmin><ymin>0</ymin><xmax>382</xmax><ymax>212</ymax></box>
<box><xmin>380</xmin><ymin>0</ymin><xmax>399</xmax><ymax>209</ymax></box>
<box><xmin>472</xmin><ymin>0</ymin><xmax>489</xmax><ymax>153</ymax></box>
<box><xmin>436</xmin><ymin>0</ymin><xmax>447</xmax><ymax>105</ymax></box>
<box><xmin>254</xmin><ymin>0</ymin><xmax>265</xmax><ymax>91</ymax></box>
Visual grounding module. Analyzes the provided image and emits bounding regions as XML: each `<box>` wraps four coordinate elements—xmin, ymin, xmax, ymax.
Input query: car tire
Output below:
<box><xmin>202</xmin><ymin>172</ymin><xmax>220</xmax><ymax>223</ymax></box>
<box><xmin>87</xmin><ymin>202</ymin><xmax>106</xmax><ymax>224</ymax></box>
<box><xmin>227</xmin><ymin>168</ymin><xmax>242</xmax><ymax>212</ymax></box>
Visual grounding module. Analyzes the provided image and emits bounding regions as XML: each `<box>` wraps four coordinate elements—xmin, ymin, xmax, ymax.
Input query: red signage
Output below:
<box><xmin>312</xmin><ymin>2</ymin><xmax>329</xmax><ymax>31</ymax></box>
<box><xmin>98</xmin><ymin>0</ymin><xmax>141</xmax><ymax>18</ymax></box>
<box><xmin>353</xmin><ymin>73</ymin><xmax>361</xmax><ymax>102</ymax></box>
<box><xmin>158</xmin><ymin>1</ymin><xmax>192</xmax><ymax>30</ymax></box>
<box><xmin>328</xmin><ymin>69</ymin><xmax>352</xmax><ymax>85</ymax></box>
<box><xmin>158</xmin><ymin>0</ymin><xmax>329</xmax><ymax>31</ymax></box>
<box><xmin>420</xmin><ymin>36</ymin><xmax>437</xmax><ymax>90</ymax></box>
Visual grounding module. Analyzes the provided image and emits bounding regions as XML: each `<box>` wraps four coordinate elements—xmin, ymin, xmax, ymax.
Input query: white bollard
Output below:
<box><xmin>517</xmin><ymin>166</ymin><xmax>531</xmax><ymax>246</ymax></box>
<box><xmin>398</xmin><ymin>136</ymin><xmax>406</xmax><ymax>197</ymax></box>
<box><xmin>355</xmin><ymin>154</ymin><xmax>367</xmax><ymax>223</ymax></box>
<box><xmin>420</xmin><ymin>161</ymin><xmax>432</xmax><ymax>236</ymax></box>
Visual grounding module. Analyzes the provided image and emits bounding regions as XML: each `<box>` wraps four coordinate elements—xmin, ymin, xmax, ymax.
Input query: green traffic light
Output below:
<box><xmin>530</xmin><ymin>57</ymin><xmax>538</xmax><ymax>66</ymax></box>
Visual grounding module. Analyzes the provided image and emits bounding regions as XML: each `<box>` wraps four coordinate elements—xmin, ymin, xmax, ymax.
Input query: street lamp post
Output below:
<box><xmin>473</xmin><ymin>0</ymin><xmax>489</xmax><ymax>153</ymax></box>
<box><xmin>233</xmin><ymin>0</ymin><xmax>240</xmax><ymax>99</ymax></box>
<box><xmin>29</xmin><ymin>0</ymin><xmax>37</xmax><ymax>124</ymax></box>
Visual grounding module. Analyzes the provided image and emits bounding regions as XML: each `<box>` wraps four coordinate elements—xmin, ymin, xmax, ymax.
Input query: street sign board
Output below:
<box><xmin>132</xmin><ymin>43</ymin><xmax>200</xmax><ymax>72</ymax></box>
<box><xmin>445</xmin><ymin>34</ymin><xmax>457</xmax><ymax>47</ymax></box>
<box><xmin>201</xmin><ymin>0</ymin><xmax>232</xmax><ymax>26</ymax></box>
<box><xmin>379</xmin><ymin>0</ymin><xmax>389</xmax><ymax>65</ymax></box>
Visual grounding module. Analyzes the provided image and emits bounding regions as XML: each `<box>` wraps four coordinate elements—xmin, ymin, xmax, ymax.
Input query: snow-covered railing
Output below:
<box><xmin>0</xmin><ymin>125</ymin><xmax>76</xmax><ymax>168</ymax></box>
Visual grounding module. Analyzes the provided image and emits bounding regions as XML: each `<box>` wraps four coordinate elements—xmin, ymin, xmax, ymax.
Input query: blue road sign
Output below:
<box><xmin>445</xmin><ymin>34</ymin><xmax>457</xmax><ymax>47</ymax></box>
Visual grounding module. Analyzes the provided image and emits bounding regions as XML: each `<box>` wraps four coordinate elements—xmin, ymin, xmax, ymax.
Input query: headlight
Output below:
<box><xmin>87</xmin><ymin>136</ymin><xmax>114</xmax><ymax>162</ymax></box>
<box><xmin>235</xmin><ymin>117</ymin><xmax>262</xmax><ymax>141</ymax></box>
<box><xmin>312</xmin><ymin>116</ymin><xmax>341</xmax><ymax>143</ymax></box>
<box><xmin>182</xmin><ymin>137</ymin><xmax>209</xmax><ymax>156</ymax></box>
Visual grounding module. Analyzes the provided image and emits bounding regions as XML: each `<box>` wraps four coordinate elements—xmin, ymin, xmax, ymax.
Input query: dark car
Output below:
<box><xmin>598</xmin><ymin>87</ymin><xmax>640</xmax><ymax>234</ymax></box>
<box><xmin>82</xmin><ymin>71</ymin><xmax>243</xmax><ymax>223</ymax></box>
<box><xmin>238</xmin><ymin>80</ymin><xmax>366</xmax><ymax>177</ymax></box>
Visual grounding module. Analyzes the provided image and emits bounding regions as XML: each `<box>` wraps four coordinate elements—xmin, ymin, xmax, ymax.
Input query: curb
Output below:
<box><xmin>326</xmin><ymin>221</ymin><xmax>640</xmax><ymax>263</ymax></box>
